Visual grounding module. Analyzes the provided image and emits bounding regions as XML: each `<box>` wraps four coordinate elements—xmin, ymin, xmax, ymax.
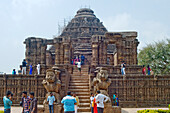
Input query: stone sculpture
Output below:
<box><xmin>93</xmin><ymin>67</ymin><xmax>121</xmax><ymax>113</ymax></box>
<box><xmin>42</xmin><ymin>69</ymin><xmax>62</xmax><ymax>113</ymax></box>
<box><xmin>93</xmin><ymin>67</ymin><xmax>111</xmax><ymax>97</ymax></box>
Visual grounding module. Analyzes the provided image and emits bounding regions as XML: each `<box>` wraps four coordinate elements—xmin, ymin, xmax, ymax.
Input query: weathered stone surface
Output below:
<box><xmin>42</xmin><ymin>69</ymin><xmax>62</xmax><ymax>113</ymax></box>
<box><xmin>44</xmin><ymin>103</ymin><xmax>63</xmax><ymax>113</ymax></box>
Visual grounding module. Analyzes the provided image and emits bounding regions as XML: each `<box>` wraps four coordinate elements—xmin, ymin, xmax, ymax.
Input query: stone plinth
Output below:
<box><xmin>104</xmin><ymin>103</ymin><xmax>121</xmax><ymax>113</ymax></box>
<box><xmin>112</xmin><ymin>106</ymin><xmax>121</xmax><ymax>113</ymax></box>
<box><xmin>44</xmin><ymin>103</ymin><xmax>63</xmax><ymax>113</ymax></box>
<box><xmin>37</xmin><ymin>106</ymin><xmax>44</xmax><ymax>113</ymax></box>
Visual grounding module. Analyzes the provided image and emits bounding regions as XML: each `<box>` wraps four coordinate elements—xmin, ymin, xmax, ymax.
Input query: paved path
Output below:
<box><xmin>0</xmin><ymin>107</ymin><xmax>169</xmax><ymax>113</ymax></box>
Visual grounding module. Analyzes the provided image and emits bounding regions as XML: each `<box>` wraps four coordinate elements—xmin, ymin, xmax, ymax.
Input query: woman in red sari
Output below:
<box><xmin>93</xmin><ymin>98</ymin><xmax>98</xmax><ymax>113</ymax></box>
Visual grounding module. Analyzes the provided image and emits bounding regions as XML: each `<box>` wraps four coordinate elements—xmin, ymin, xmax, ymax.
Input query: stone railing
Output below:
<box><xmin>0</xmin><ymin>74</ymin><xmax>46</xmax><ymax>105</ymax></box>
<box><xmin>90</xmin><ymin>73</ymin><xmax>170</xmax><ymax>107</ymax></box>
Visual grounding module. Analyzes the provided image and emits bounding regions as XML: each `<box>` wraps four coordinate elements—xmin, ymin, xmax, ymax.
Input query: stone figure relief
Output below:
<box><xmin>93</xmin><ymin>67</ymin><xmax>111</xmax><ymax>97</ymax></box>
<box><xmin>42</xmin><ymin>69</ymin><xmax>61</xmax><ymax>104</ymax></box>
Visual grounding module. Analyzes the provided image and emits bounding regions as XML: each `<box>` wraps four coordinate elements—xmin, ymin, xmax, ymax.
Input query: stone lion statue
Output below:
<box><xmin>93</xmin><ymin>67</ymin><xmax>111</xmax><ymax>96</ymax></box>
<box><xmin>42</xmin><ymin>69</ymin><xmax>61</xmax><ymax>103</ymax></box>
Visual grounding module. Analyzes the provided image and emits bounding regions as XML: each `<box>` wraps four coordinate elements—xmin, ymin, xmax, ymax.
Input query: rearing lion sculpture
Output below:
<box><xmin>93</xmin><ymin>67</ymin><xmax>111</xmax><ymax>96</ymax></box>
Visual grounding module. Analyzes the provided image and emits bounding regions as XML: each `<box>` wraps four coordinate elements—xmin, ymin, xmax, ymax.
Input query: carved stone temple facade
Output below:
<box><xmin>1</xmin><ymin>8</ymin><xmax>170</xmax><ymax>113</ymax></box>
<box><xmin>14</xmin><ymin>8</ymin><xmax>162</xmax><ymax>113</ymax></box>
<box><xmin>24</xmin><ymin>8</ymin><xmax>140</xmax><ymax>74</ymax></box>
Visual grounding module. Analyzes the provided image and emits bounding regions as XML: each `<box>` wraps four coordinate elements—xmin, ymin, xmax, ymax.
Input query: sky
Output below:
<box><xmin>0</xmin><ymin>0</ymin><xmax>170</xmax><ymax>74</ymax></box>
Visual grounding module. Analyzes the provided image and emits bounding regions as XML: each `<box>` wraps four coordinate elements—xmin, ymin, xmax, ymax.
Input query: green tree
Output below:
<box><xmin>138</xmin><ymin>39</ymin><xmax>170</xmax><ymax>75</ymax></box>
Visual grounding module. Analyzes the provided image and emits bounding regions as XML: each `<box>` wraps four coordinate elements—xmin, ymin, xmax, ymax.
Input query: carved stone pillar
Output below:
<box><xmin>41</xmin><ymin>44</ymin><xmax>47</xmax><ymax>65</ymax></box>
<box><xmin>55</xmin><ymin>43</ymin><xmax>60</xmax><ymax>65</ymax></box>
<box><xmin>60</xmin><ymin>44</ymin><xmax>64</xmax><ymax>64</ymax></box>
<box><xmin>103</xmin><ymin>41</ymin><xmax>108</xmax><ymax>64</ymax></box>
<box><xmin>116</xmin><ymin>44</ymin><xmax>121</xmax><ymax>65</ymax></box>
<box><xmin>64</xmin><ymin>43</ymin><xmax>70</xmax><ymax>64</ymax></box>
<box><xmin>133</xmin><ymin>39</ymin><xmax>139</xmax><ymax>65</ymax></box>
<box><xmin>92</xmin><ymin>42</ymin><xmax>98</xmax><ymax>66</ymax></box>
<box><xmin>99</xmin><ymin>42</ymin><xmax>103</xmax><ymax>65</ymax></box>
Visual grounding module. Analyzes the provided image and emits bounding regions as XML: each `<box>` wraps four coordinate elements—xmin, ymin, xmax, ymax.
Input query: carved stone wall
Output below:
<box><xmin>0</xmin><ymin>74</ymin><xmax>170</xmax><ymax>107</ymax></box>
<box><xmin>24</xmin><ymin>37</ymin><xmax>47</xmax><ymax>74</ymax></box>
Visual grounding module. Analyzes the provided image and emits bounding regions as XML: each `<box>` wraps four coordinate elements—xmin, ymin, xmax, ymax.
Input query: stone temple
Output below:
<box><xmin>2</xmin><ymin>8</ymin><xmax>170</xmax><ymax>113</ymax></box>
<box><xmin>24</xmin><ymin>8</ymin><xmax>139</xmax><ymax>73</ymax></box>
<box><xmin>23</xmin><ymin>8</ymin><xmax>140</xmax><ymax>112</ymax></box>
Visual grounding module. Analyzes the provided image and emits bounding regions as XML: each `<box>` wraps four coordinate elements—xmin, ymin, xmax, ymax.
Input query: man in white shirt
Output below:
<box><xmin>47</xmin><ymin>92</ymin><xmax>55</xmax><ymax>113</ymax></box>
<box><xmin>76</xmin><ymin>61</ymin><xmax>81</xmax><ymax>74</ymax></box>
<box><xmin>95</xmin><ymin>90</ymin><xmax>109</xmax><ymax>113</ymax></box>
<box><xmin>37</xmin><ymin>63</ymin><xmax>40</xmax><ymax>75</ymax></box>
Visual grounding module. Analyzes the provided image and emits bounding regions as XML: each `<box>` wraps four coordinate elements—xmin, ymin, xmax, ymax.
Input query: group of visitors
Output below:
<box><xmin>90</xmin><ymin>91</ymin><xmax>110</xmax><ymax>113</ymax></box>
<box><xmin>71</xmin><ymin>55</ymin><xmax>85</xmax><ymax>65</ymax></box>
<box><xmin>3</xmin><ymin>91</ymin><xmax>37</xmax><ymax>113</ymax></box>
<box><xmin>12</xmin><ymin>59</ymin><xmax>41</xmax><ymax>75</ymax></box>
<box><xmin>29</xmin><ymin>63</ymin><xmax>40</xmax><ymax>75</ymax></box>
<box><xmin>142</xmin><ymin>65</ymin><xmax>152</xmax><ymax>75</ymax></box>
<box><xmin>71</xmin><ymin>55</ymin><xmax>85</xmax><ymax>74</ymax></box>
<box><xmin>62</xmin><ymin>90</ymin><xmax>110</xmax><ymax>113</ymax></box>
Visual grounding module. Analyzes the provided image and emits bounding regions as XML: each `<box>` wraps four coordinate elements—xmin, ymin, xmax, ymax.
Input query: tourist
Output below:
<box><xmin>121</xmin><ymin>61</ymin><xmax>126</xmax><ymax>75</ymax></box>
<box><xmin>12</xmin><ymin>69</ymin><xmax>16</xmax><ymax>75</ymax></box>
<box><xmin>76</xmin><ymin>61</ymin><xmax>81</xmax><ymax>74</ymax></box>
<box><xmin>71</xmin><ymin>58</ymin><xmax>74</xmax><ymax>65</ymax></box>
<box><xmin>47</xmin><ymin>92</ymin><xmax>55</xmax><ymax>113</ymax></box>
<box><xmin>81</xmin><ymin>54</ymin><xmax>85</xmax><ymax>65</ymax></box>
<box><xmin>29</xmin><ymin>92</ymin><xmax>37</xmax><ymax>113</ymax></box>
<box><xmin>18</xmin><ymin>65</ymin><xmax>22</xmax><ymax>75</ymax></box>
<box><xmin>29</xmin><ymin>64</ymin><xmax>33</xmax><ymax>75</ymax></box>
<box><xmin>113</xmin><ymin>92</ymin><xmax>116</xmax><ymax>106</ymax></box>
<box><xmin>73</xmin><ymin>93</ymin><xmax>79</xmax><ymax>113</ymax></box>
<box><xmin>95</xmin><ymin>90</ymin><xmax>109</xmax><ymax>113</ymax></box>
<box><xmin>142</xmin><ymin>65</ymin><xmax>146</xmax><ymax>75</ymax></box>
<box><xmin>93</xmin><ymin>97</ymin><xmax>98</xmax><ymax>113</ymax></box>
<box><xmin>90</xmin><ymin>93</ymin><xmax>95</xmax><ymax>113</ymax></box>
<box><xmin>74</xmin><ymin>56</ymin><xmax>79</xmax><ymax>65</ymax></box>
<box><xmin>61</xmin><ymin>91</ymin><xmax>77</xmax><ymax>113</ymax></box>
<box><xmin>22</xmin><ymin>91</ymin><xmax>31</xmax><ymax>113</ymax></box>
<box><xmin>36</xmin><ymin>63</ymin><xmax>40</xmax><ymax>75</ymax></box>
<box><xmin>115</xmin><ymin>94</ymin><xmax>119</xmax><ymax>106</ymax></box>
<box><xmin>3</xmin><ymin>91</ymin><xmax>13</xmax><ymax>113</ymax></box>
<box><xmin>147</xmin><ymin>65</ymin><xmax>151</xmax><ymax>75</ymax></box>
<box><xmin>22</xmin><ymin>59</ymin><xmax>27</xmax><ymax>75</ymax></box>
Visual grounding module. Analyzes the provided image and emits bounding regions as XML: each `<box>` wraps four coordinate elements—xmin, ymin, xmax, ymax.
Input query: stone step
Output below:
<box><xmin>74</xmin><ymin>52</ymin><xmax>92</xmax><ymax>55</ymax></box>
<box><xmin>70</xmin><ymin>80</ymin><xmax>89</xmax><ymax>83</ymax></box>
<box><xmin>71</xmin><ymin>76</ymin><xmax>89</xmax><ymax>78</ymax></box>
<box><xmin>73</xmin><ymin>70</ymin><xmax>89</xmax><ymax>72</ymax></box>
<box><xmin>68</xmin><ymin>89</ymin><xmax>89</xmax><ymax>92</ymax></box>
<box><xmin>68</xmin><ymin>86</ymin><xmax>89</xmax><ymax>89</ymax></box>
<box><xmin>69</xmin><ymin>83</ymin><xmax>89</xmax><ymax>86</ymax></box>
<box><xmin>78</xmin><ymin>96</ymin><xmax>90</xmax><ymax>99</ymax></box>
<box><xmin>75</xmin><ymin>92</ymin><xmax>90</xmax><ymax>96</ymax></box>
<box><xmin>79</xmin><ymin>99</ymin><xmax>90</xmax><ymax>103</ymax></box>
<box><xmin>78</xmin><ymin>107</ymin><xmax>91</xmax><ymax>112</ymax></box>
<box><xmin>70</xmin><ymin>78</ymin><xmax>89</xmax><ymax>81</ymax></box>
<box><xmin>73</xmin><ymin>73</ymin><xmax>89</xmax><ymax>75</ymax></box>
<box><xmin>79</xmin><ymin>103</ymin><xmax>90</xmax><ymax>107</ymax></box>
<box><xmin>74</xmin><ymin>50</ymin><xmax>92</xmax><ymax>53</ymax></box>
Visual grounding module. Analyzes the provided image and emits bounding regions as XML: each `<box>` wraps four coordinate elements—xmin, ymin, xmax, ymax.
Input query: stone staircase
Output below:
<box><xmin>68</xmin><ymin>65</ymin><xmax>91</xmax><ymax>113</ymax></box>
<box><xmin>74</xmin><ymin>42</ymin><xmax>92</xmax><ymax>55</ymax></box>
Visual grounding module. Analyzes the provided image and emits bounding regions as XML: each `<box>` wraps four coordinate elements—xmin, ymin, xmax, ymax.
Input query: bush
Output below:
<box><xmin>137</xmin><ymin>109</ymin><xmax>170</xmax><ymax>113</ymax></box>
<box><xmin>0</xmin><ymin>111</ymin><xmax>4</xmax><ymax>113</ymax></box>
